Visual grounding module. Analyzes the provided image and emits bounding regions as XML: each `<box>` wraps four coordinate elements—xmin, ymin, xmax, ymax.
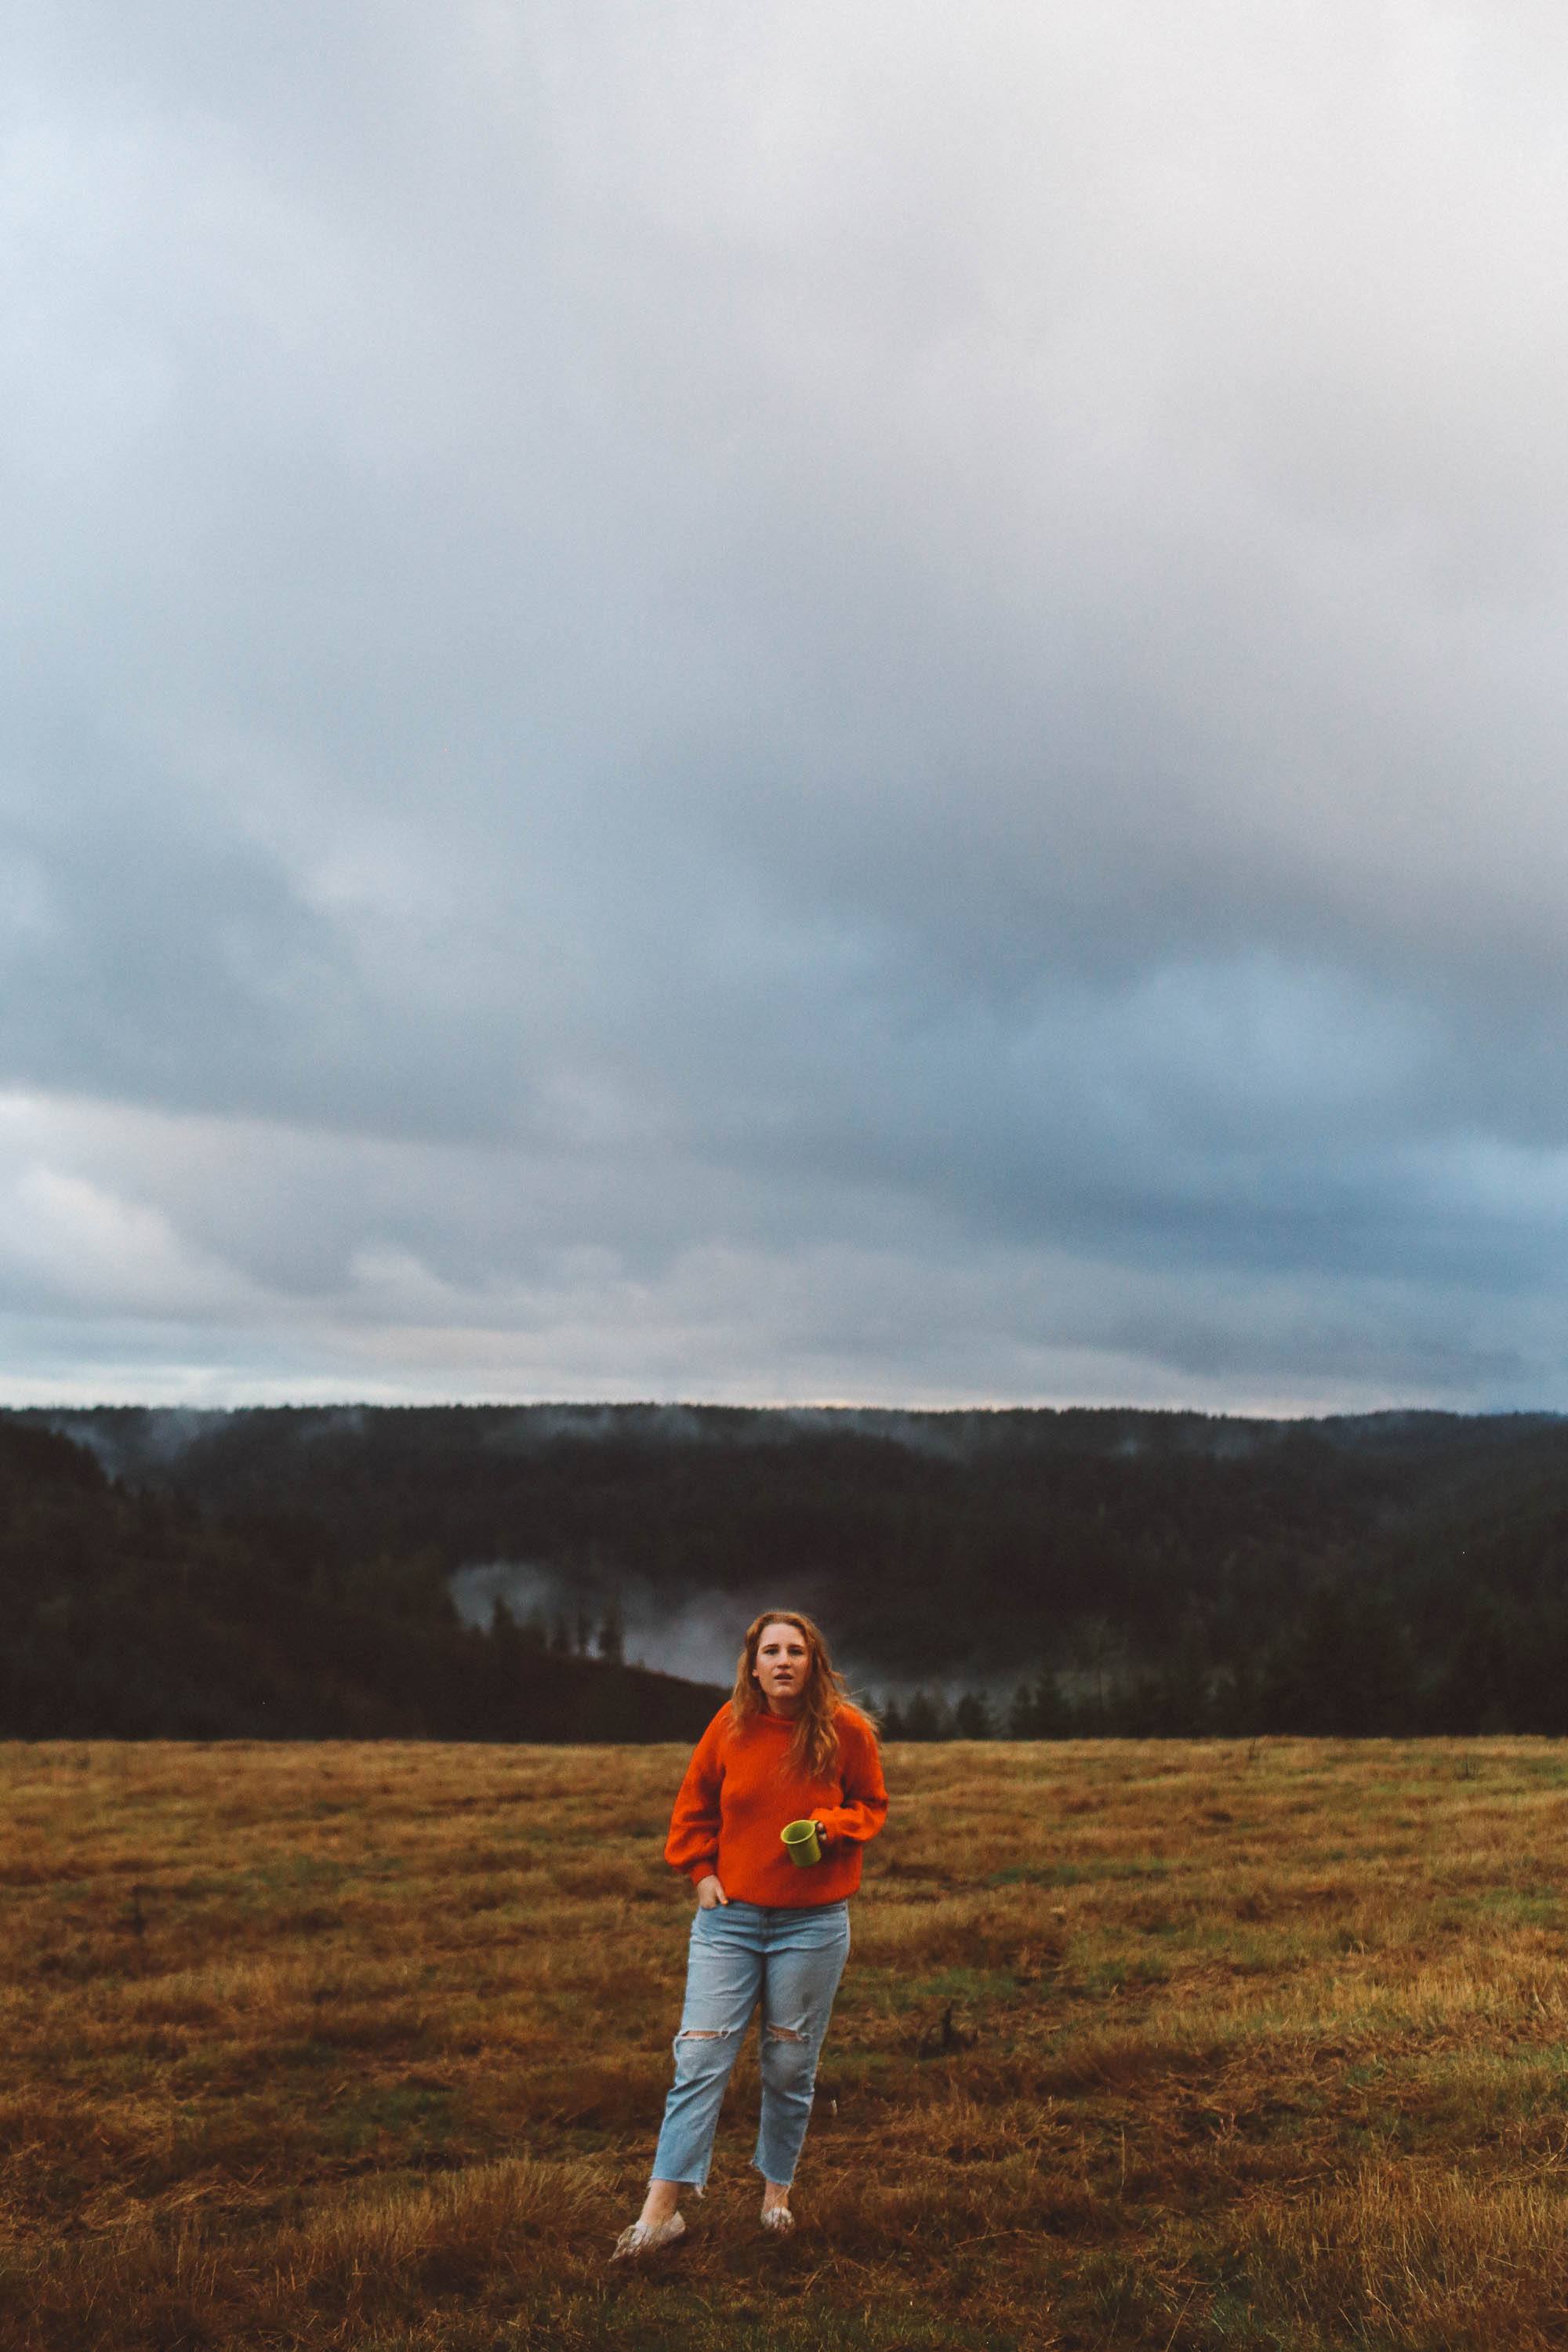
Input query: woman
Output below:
<box><xmin>612</xmin><ymin>1610</ymin><xmax>888</xmax><ymax>2258</ymax></box>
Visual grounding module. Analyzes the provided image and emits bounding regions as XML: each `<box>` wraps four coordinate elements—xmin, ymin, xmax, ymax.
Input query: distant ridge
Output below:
<box><xmin>10</xmin><ymin>1401</ymin><xmax>1568</xmax><ymax>1736</ymax></box>
<box><xmin>0</xmin><ymin>1416</ymin><xmax>722</xmax><ymax>1742</ymax></box>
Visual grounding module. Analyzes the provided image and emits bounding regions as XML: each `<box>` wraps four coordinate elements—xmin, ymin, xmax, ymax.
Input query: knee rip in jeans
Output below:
<box><xmin>766</xmin><ymin>2024</ymin><xmax>807</xmax><ymax>2042</ymax></box>
<box><xmin>677</xmin><ymin>2027</ymin><xmax>728</xmax><ymax>2041</ymax></box>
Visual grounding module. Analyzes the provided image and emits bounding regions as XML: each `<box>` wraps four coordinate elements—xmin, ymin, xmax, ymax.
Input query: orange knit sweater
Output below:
<box><xmin>664</xmin><ymin>1702</ymin><xmax>888</xmax><ymax>1907</ymax></box>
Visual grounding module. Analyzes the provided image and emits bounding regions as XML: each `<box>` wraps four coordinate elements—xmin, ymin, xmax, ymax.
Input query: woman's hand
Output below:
<box><xmin>695</xmin><ymin>1875</ymin><xmax>728</xmax><ymax>1909</ymax></box>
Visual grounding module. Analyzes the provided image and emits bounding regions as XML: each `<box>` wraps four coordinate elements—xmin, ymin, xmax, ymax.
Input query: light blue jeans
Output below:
<box><xmin>651</xmin><ymin>1899</ymin><xmax>851</xmax><ymax>2189</ymax></box>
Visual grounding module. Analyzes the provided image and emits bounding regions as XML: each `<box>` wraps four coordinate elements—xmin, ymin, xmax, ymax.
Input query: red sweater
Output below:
<box><xmin>664</xmin><ymin>1702</ymin><xmax>888</xmax><ymax>1907</ymax></box>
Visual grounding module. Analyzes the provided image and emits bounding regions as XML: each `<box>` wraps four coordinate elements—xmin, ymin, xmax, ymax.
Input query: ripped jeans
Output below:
<box><xmin>651</xmin><ymin>1899</ymin><xmax>851</xmax><ymax>2189</ymax></box>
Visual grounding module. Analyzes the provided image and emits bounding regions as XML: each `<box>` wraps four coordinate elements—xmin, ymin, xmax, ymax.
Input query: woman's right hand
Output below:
<box><xmin>695</xmin><ymin>1875</ymin><xmax>728</xmax><ymax>1909</ymax></box>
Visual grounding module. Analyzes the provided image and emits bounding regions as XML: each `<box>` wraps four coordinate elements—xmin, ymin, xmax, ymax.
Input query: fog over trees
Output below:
<box><xmin>9</xmin><ymin>1403</ymin><xmax>1568</xmax><ymax>1740</ymax></box>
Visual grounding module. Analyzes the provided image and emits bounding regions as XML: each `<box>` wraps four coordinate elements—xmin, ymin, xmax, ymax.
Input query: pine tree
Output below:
<box><xmin>953</xmin><ymin>1690</ymin><xmax>994</xmax><ymax>1738</ymax></box>
<box><xmin>595</xmin><ymin>1595</ymin><xmax>626</xmax><ymax>1664</ymax></box>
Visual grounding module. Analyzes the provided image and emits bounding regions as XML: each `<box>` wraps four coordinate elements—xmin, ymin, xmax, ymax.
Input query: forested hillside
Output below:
<box><xmin>0</xmin><ymin>1418</ymin><xmax>721</xmax><ymax>1741</ymax></box>
<box><xmin>11</xmin><ymin>1401</ymin><xmax>1568</xmax><ymax>1737</ymax></box>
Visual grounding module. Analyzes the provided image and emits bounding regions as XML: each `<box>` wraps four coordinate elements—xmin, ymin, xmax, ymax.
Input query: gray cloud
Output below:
<box><xmin>5</xmin><ymin>3</ymin><xmax>1568</xmax><ymax>1410</ymax></box>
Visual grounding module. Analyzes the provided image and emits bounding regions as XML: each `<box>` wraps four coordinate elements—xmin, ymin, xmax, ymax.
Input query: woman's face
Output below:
<box><xmin>752</xmin><ymin>1621</ymin><xmax>812</xmax><ymax>1715</ymax></box>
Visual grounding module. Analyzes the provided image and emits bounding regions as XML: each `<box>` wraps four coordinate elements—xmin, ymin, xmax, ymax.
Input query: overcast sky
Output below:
<box><xmin>6</xmin><ymin>2</ymin><xmax>1568</xmax><ymax>1411</ymax></box>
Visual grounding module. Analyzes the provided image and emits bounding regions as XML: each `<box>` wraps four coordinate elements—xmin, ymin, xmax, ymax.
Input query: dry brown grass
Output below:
<box><xmin>6</xmin><ymin>1737</ymin><xmax>1568</xmax><ymax>2348</ymax></box>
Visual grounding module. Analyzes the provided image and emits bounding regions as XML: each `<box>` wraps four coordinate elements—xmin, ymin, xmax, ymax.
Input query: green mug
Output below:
<box><xmin>781</xmin><ymin>1819</ymin><xmax>823</xmax><ymax>1867</ymax></box>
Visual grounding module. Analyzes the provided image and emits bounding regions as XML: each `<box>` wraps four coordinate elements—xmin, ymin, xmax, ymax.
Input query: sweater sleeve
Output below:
<box><xmin>814</xmin><ymin>1711</ymin><xmax>888</xmax><ymax>1847</ymax></box>
<box><xmin>663</xmin><ymin>1708</ymin><xmax>728</xmax><ymax>1886</ymax></box>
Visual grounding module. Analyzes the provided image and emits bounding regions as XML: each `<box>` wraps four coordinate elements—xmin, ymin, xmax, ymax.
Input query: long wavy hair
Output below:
<box><xmin>730</xmin><ymin>1610</ymin><xmax>852</xmax><ymax>1780</ymax></box>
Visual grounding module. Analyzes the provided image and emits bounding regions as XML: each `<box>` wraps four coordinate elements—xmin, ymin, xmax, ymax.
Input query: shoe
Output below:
<box><xmin>610</xmin><ymin>2212</ymin><xmax>686</xmax><ymax>2261</ymax></box>
<box><xmin>760</xmin><ymin>2202</ymin><xmax>795</xmax><ymax>2234</ymax></box>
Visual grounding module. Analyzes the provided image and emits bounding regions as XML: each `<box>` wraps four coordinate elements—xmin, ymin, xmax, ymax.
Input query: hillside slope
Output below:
<box><xmin>13</xmin><ymin>1403</ymin><xmax>1568</xmax><ymax>1733</ymax></box>
<box><xmin>0</xmin><ymin>1418</ymin><xmax>721</xmax><ymax>1741</ymax></box>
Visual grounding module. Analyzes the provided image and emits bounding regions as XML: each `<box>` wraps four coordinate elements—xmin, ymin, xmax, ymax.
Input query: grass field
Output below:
<box><xmin>6</xmin><ymin>1737</ymin><xmax>1568</xmax><ymax>2350</ymax></box>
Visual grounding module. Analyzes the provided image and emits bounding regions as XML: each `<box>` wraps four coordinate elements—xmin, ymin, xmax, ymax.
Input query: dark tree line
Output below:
<box><xmin>10</xmin><ymin>1402</ymin><xmax>1568</xmax><ymax>1739</ymax></box>
<box><xmin>0</xmin><ymin>1420</ymin><xmax>719</xmax><ymax>1741</ymax></box>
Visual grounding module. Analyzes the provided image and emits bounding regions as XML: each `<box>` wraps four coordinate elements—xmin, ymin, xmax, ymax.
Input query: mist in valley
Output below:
<box><xmin>446</xmin><ymin>1559</ymin><xmax>910</xmax><ymax>1711</ymax></box>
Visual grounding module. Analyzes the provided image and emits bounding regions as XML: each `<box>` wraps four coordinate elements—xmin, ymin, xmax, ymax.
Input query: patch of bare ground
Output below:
<box><xmin>5</xmin><ymin>1737</ymin><xmax>1568</xmax><ymax>2347</ymax></box>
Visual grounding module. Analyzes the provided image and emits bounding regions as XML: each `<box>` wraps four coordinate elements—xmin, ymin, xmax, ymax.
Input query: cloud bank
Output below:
<box><xmin>6</xmin><ymin>2</ymin><xmax>1568</xmax><ymax>1409</ymax></box>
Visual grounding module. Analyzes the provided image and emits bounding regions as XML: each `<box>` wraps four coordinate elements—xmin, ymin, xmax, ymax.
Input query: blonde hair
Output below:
<box><xmin>730</xmin><ymin>1610</ymin><xmax>851</xmax><ymax>1780</ymax></box>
